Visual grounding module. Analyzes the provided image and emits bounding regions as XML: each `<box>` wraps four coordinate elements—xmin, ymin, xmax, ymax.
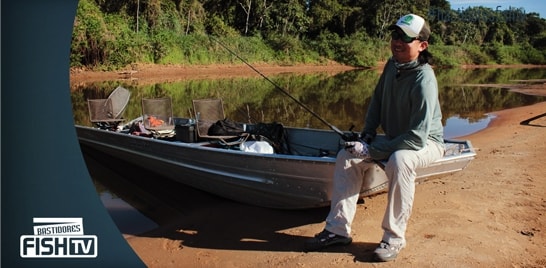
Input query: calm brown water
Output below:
<box><xmin>72</xmin><ymin>67</ymin><xmax>546</xmax><ymax>234</ymax></box>
<box><xmin>72</xmin><ymin>67</ymin><xmax>546</xmax><ymax>137</ymax></box>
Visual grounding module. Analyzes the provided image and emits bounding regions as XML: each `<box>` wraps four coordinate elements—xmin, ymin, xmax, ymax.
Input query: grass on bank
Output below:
<box><xmin>71</xmin><ymin>32</ymin><xmax>546</xmax><ymax>71</ymax></box>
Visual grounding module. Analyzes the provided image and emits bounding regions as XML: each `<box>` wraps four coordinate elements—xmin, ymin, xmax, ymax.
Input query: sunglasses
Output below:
<box><xmin>391</xmin><ymin>31</ymin><xmax>418</xmax><ymax>43</ymax></box>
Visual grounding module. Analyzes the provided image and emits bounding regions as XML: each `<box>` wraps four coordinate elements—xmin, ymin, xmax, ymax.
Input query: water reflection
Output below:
<box><xmin>72</xmin><ymin>67</ymin><xmax>546</xmax><ymax>136</ymax></box>
<box><xmin>443</xmin><ymin>114</ymin><xmax>495</xmax><ymax>138</ymax></box>
<box><xmin>97</xmin><ymin>190</ymin><xmax>158</xmax><ymax>235</ymax></box>
<box><xmin>73</xmin><ymin>67</ymin><xmax>545</xmax><ymax>234</ymax></box>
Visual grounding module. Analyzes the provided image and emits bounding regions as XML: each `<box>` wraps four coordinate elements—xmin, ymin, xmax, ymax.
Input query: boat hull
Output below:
<box><xmin>76</xmin><ymin>125</ymin><xmax>476</xmax><ymax>209</ymax></box>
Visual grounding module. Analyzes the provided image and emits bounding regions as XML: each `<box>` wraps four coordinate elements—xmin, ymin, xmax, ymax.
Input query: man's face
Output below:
<box><xmin>390</xmin><ymin>29</ymin><xmax>428</xmax><ymax>63</ymax></box>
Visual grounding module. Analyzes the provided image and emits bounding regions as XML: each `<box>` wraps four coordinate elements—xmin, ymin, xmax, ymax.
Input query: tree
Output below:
<box><xmin>306</xmin><ymin>0</ymin><xmax>341</xmax><ymax>37</ymax></box>
<box><xmin>179</xmin><ymin>0</ymin><xmax>207</xmax><ymax>35</ymax></box>
<box><xmin>374</xmin><ymin>0</ymin><xmax>411</xmax><ymax>39</ymax></box>
<box><xmin>239</xmin><ymin>0</ymin><xmax>252</xmax><ymax>35</ymax></box>
<box><xmin>264</xmin><ymin>0</ymin><xmax>309</xmax><ymax>38</ymax></box>
<box><xmin>256</xmin><ymin>0</ymin><xmax>273</xmax><ymax>30</ymax></box>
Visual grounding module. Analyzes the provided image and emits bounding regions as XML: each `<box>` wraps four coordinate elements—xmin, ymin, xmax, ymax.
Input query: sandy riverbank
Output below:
<box><xmin>69</xmin><ymin>63</ymin><xmax>358</xmax><ymax>87</ymax></box>
<box><xmin>73</xmin><ymin>64</ymin><xmax>546</xmax><ymax>267</ymax></box>
<box><xmin>124</xmin><ymin>101</ymin><xmax>545</xmax><ymax>267</ymax></box>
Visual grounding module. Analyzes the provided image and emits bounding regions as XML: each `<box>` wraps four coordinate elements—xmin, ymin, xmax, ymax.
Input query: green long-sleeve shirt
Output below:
<box><xmin>363</xmin><ymin>58</ymin><xmax>444</xmax><ymax>160</ymax></box>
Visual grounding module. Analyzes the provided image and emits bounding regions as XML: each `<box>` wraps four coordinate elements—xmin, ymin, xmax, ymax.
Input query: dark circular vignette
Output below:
<box><xmin>1</xmin><ymin>1</ymin><xmax>145</xmax><ymax>267</ymax></box>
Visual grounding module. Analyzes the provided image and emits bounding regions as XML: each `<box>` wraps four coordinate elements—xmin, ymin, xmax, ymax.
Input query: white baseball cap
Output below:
<box><xmin>388</xmin><ymin>14</ymin><xmax>430</xmax><ymax>41</ymax></box>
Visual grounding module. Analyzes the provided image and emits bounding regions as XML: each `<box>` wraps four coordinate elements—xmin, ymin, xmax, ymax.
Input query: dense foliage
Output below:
<box><xmin>71</xmin><ymin>0</ymin><xmax>546</xmax><ymax>70</ymax></box>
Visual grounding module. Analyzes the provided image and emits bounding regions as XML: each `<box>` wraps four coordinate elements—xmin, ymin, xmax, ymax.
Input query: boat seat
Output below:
<box><xmin>192</xmin><ymin>98</ymin><xmax>248</xmax><ymax>146</ymax></box>
<box><xmin>87</xmin><ymin>86</ymin><xmax>131</xmax><ymax>130</ymax></box>
<box><xmin>141</xmin><ymin>97</ymin><xmax>175</xmax><ymax>137</ymax></box>
<box><xmin>108</xmin><ymin>86</ymin><xmax>131</xmax><ymax>119</ymax></box>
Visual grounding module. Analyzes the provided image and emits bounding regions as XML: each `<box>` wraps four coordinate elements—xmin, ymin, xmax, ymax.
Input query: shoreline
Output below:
<box><xmin>69</xmin><ymin>63</ymin><xmax>546</xmax><ymax>87</ymax></box>
<box><xmin>69</xmin><ymin>63</ymin><xmax>358</xmax><ymax>87</ymax></box>
<box><xmin>74</xmin><ymin>64</ymin><xmax>546</xmax><ymax>267</ymax></box>
<box><xmin>123</xmin><ymin>101</ymin><xmax>545</xmax><ymax>267</ymax></box>
<box><xmin>119</xmin><ymin>99</ymin><xmax>545</xmax><ymax>268</ymax></box>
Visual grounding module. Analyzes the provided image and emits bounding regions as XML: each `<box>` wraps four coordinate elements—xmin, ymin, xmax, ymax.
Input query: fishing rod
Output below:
<box><xmin>210</xmin><ymin>35</ymin><xmax>357</xmax><ymax>141</ymax></box>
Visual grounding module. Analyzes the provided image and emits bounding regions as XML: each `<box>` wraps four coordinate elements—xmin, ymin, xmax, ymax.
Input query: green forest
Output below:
<box><xmin>71</xmin><ymin>0</ymin><xmax>546</xmax><ymax>70</ymax></box>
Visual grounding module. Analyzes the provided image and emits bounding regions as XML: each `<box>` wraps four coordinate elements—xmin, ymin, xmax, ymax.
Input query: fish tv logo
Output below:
<box><xmin>20</xmin><ymin>218</ymin><xmax>97</xmax><ymax>258</ymax></box>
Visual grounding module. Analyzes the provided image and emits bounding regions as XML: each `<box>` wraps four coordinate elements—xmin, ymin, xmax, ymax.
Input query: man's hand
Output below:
<box><xmin>344</xmin><ymin>140</ymin><xmax>371</xmax><ymax>159</ymax></box>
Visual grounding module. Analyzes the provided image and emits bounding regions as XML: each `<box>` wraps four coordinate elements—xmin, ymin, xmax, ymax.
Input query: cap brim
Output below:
<box><xmin>399</xmin><ymin>26</ymin><xmax>419</xmax><ymax>37</ymax></box>
<box><xmin>388</xmin><ymin>25</ymin><xmax>418</xmax><ymax>38</ymax></box>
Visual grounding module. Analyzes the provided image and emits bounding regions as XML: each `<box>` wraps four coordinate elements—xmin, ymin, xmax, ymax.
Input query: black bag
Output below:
<box><xmin>208</xmin><ymin>119</ymin><xmax>289</xmax><ymax>154</ymax></box>
<box><xmin>207</xmin><ymin>118</ymin><xmax>245</xmax><ymax>136</ymax></box>
<box><xmin>246</xmin><ymin>122</ymin><xmax>287</xmax><ymax>154</ymax></box>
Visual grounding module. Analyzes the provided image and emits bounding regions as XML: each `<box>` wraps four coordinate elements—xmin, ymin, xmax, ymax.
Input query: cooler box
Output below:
<box><xmin>173</xmin><ymin>118</ymin><xmax>196</xmax><ymax>143</ymax></box>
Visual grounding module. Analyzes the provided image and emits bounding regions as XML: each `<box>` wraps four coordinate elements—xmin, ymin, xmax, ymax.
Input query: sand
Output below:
<box><xmin>72</xmin><ymin>65</ymin><xmax>546</xmax><ymax>267</ymax></box>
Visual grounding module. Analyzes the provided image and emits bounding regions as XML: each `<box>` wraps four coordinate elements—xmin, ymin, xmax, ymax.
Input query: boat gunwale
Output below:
<box><xmin>75</xmin><ymin>125</ymin><xmax>477</xmax><ymax>166</ymax></box>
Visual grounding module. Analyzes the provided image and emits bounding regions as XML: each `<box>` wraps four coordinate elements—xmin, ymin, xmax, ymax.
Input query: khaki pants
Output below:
<box><xmin>325</xmin><ymin>139</ymin><xmax>444</xmax><ymax>247</ymax></box>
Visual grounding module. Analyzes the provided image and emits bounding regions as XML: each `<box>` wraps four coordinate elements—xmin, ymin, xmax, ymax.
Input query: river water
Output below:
<box><xmin>71</xmin><ymin>67</ymin><xmax>546</xmax><ymax>234</ymax></box>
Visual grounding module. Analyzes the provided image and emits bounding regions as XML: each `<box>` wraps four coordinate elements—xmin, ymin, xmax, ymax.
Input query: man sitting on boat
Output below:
<box><xmin>304</xmin><ymin>14</ymin><xmax>445</xmax><ymax>262</ymax></box>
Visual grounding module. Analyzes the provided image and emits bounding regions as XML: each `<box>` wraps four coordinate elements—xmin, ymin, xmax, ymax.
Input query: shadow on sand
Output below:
<box><xmin>520</xmin><ymin>112</ymin><xmax>546</xmax><ymax>127</ymax></box>
<box><xmin>83</xmin><ymin>144</ymin><xmax>393</xmax><ymax>262</ymax></box>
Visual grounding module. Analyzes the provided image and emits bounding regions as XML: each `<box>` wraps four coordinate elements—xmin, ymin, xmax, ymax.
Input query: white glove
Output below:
<box><xmin>344</xmin><ymin>140</ymin><xmax>371</xmax><ymax>159</ymax></box>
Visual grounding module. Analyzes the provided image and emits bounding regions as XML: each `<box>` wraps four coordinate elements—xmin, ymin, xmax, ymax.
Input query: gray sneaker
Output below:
<box><xmin>374</xmin><ymin>240</ymin><xmax>404</xmax><ymax>262</ymax></box>
<box><xmin>304</xmin><ymin>229</ymin><xmax>352</xmax><ymax>252</ymax></box>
